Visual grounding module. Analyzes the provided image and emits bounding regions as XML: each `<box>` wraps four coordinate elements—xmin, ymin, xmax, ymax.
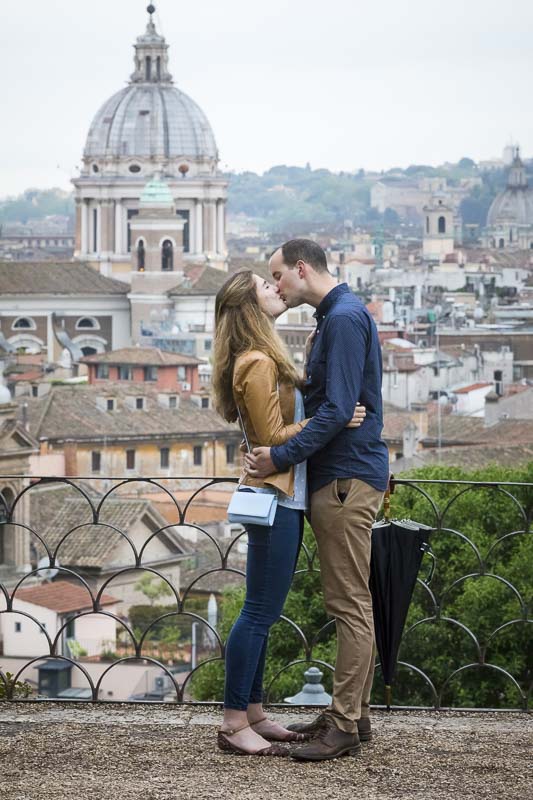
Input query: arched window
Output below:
<box><xmin>438</xmin><ymin>216</ymin><xmax>446</xmax><ymax>234</ymax></box>
<box><xmin>81</xmin><ymin>346</ymin><xmax>98</xmax><ymax>356</ymax></box>
<box><xmin>499</xmin><ymin>238</ymin><xmax>505</xmax><ymax>249</ymax></box>
<box><xmin>145</xmin><ymin>56</ymin><xmax>152</xmax><ymax>81</ymax></box>
<box><xmin>76</xmin><ymin>317</ymin><xmax>99</xmax><ymax>330</ymax></box>
<box><xmin>426</xmin><ymin>216</ymin><xmax>430</xmax><ymax>234</ymax></box>
<box><xmin>162</xmin><ymin>240</ymin><xmax>174</xmax><ymax>271</ymax></box>
<box><xmin>12</xmin><ymin>317</ymin><xmax>35</xmax><ymax>330</ymax></box>
<box><xmin>137</xmin><ymin>240</ymin><xmax>145</xmax><ymax>271</ymax></box>
<box><xmin>509</xmin><ymin>229</ymin><xmax>513</xmax><ymax>243</ymax></box>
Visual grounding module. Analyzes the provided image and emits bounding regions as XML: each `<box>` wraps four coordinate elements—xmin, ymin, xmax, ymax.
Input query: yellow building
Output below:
<box><xmin>25</xmin><ymin>383</ymin><xmax>241</xmax><ymax>486</ymax></box>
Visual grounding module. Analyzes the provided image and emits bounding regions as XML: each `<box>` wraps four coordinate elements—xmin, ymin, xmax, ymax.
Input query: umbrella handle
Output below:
<box><xmin>383</xmin><ymin>474</ymin><xmax>395</xmax><ymax>522</ymax></box>
<box><xmin>385</xmin><ymin>684</ymin><xmax>392</xmax><ymax>711</ymax></box>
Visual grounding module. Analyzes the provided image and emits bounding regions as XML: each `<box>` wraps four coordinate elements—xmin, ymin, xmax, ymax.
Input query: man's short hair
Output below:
<box><xmin>280</xmin><ymin>239</ymin><xmax>329</xmax><ymax>273</ymax></box>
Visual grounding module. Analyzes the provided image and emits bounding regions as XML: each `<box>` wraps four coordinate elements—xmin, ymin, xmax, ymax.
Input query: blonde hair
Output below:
<box><xmin>212</xmin><ymin>270</ymin><xmax>301</xmax><ymax>421</ymax></box>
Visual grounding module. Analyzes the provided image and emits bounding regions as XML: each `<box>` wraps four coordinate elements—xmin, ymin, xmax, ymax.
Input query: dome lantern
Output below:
<box><xmin>130</xmin><ymin>4</ymin><xmax>172</xmax><ymax>85</ymax></box>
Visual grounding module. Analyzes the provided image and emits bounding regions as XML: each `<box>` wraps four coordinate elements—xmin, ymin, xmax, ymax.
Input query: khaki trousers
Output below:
<box><xmin>310</xmin><ymin>477</ymin><xmax>384</xmax><ymax>733</ymax></box>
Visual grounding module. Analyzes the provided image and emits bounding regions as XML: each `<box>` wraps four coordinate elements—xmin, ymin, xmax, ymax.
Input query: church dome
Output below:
<box><xmin>487</xmin><ymin>152</ymin><xmax>533</xmax><ymax>226</ymax></box>
<box><xmin>83</xmin><ymin>6</ymin><xmax>218</xmax><ymax>164</ymax></box>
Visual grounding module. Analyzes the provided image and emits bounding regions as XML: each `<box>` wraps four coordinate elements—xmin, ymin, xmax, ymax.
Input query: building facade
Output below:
<box><xmin>73</xmin><ymin>5</ymin><xmax>228</xmax><ymax>277</ymax></box>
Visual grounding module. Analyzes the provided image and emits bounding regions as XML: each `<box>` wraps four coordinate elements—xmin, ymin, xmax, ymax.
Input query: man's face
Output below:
<box><xmin>269</xmin><ymin>249</ymin><xmax>306</xmax><ymax>308</ymax></box>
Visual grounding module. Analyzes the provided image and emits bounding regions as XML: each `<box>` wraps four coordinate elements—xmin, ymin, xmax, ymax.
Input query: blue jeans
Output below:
<box><xmin>224</xmin><ymin>504</ymin><xmax>302</xmax><ymax>710</ymax></box>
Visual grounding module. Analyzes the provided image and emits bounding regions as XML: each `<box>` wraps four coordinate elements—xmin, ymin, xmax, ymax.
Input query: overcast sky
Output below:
<box><xmin>1</xmin><ymin>0</ymin><xmax>532</xmax><ymax>197</ymax></box>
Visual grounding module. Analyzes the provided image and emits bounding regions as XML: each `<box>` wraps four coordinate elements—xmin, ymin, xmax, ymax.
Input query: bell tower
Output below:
<box><xmin>423</xmin><ymin>194</ymin><xmax>455</xmax><ymax>262</ymax></box>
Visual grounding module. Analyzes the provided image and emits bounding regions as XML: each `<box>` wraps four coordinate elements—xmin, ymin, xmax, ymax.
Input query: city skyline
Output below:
<box><xmin>1</xmin><ymin>0</ymin><xmax>532</xmax><ymax>196</ymax></box>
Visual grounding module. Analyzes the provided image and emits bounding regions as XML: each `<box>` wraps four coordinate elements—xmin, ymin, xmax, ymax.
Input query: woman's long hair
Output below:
<box><xmin>212</xmin><ymin>270</ymin><xmax>301</xmax><ymax>422</ymax></box>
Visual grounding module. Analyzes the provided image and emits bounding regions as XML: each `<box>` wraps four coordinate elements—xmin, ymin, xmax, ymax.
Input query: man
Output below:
<box><xmin>244</xmin><ymin>239</ymin><xmax>389</xmax><ymax>761</ymax></box>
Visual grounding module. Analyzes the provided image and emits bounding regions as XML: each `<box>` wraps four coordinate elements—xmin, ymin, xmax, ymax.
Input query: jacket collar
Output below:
<box><xmin>314</xmin><ymin>282</ymin><xmax>350</xmax><ymax>321</ymax></box>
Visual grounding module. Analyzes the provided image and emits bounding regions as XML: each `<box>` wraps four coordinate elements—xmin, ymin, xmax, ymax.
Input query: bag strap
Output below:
<box><xmin>236</xmin><ymin>405</ymin><xmax>251</xmax><ymax>453</ymax></box>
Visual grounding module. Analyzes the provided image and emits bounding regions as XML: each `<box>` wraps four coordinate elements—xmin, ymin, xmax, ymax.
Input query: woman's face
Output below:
<box><xmin>253</xmin><ymin>274</ymin><xmax>287</xmax><ymax>319</ymax></box>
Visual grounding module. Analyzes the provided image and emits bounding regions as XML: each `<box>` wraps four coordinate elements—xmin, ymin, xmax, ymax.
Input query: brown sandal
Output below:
<box><xmin>217</xmin><ymin>721</ymin><xmax>290</xmax><ymax>757</ymax></box>
<box><xmin>249</xmin><ymin>716</ymin><xmax>308</xmax><ymax>743</ymax></box>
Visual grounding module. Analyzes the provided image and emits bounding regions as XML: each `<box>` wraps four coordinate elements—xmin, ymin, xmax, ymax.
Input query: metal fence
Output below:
<box><xmin>0</xmin><ymin>475</ymin><xmax>531</xmax><ymax>710</ymax></box>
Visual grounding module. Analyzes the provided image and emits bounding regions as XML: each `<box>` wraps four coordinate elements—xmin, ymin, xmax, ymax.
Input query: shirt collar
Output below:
<box><xmin>314</xmin><ymin>283</ymin><xmax>350</xmax><ymax>320</ymax></box>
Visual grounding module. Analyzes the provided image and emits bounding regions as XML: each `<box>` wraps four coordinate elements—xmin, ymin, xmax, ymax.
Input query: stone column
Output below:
<box><xmin>203</xmin><ymin>201</ymin><xmax>216</xmax><ymax>253</ymax></box>
<box><xmin>115</xmin><ymin>200</ymin><xmax>123</xmax><ymax>254</ymax></box>
<box><xmin>96</xmin><ymin>204</ymin><xmax>102</xmax><ymax>254</ymax></box>
<box><xmin>100</xmin><ymin>201</ymin><xmax>111</xmax><ymax>256</ymax></box>
<box><xmin>216</xmin><ymin>199</ymin><xmax>226</xmax><ymax>255</ymax></box>
<box><xmin>75</xmin><ymin>200</ymin><xmax>82</xmax><ymax>254</ymax></box>
<box><xmin>210</xmin><ymin>202</ymin><xmax>217</xmax><ymax>254</ymax></box>
<box><xmin>195</xmin><ymin>199</ymin><xmax>203</xmax><ymax>254</ymax></box>
<box><xmin>81</xmin><ymin>200</ymin><xmax>89</xmax><ymax>254</ymax></box>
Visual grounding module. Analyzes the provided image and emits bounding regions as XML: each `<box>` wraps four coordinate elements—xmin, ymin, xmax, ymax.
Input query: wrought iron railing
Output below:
<box><xmin>0</xmin><ymin>475</ymin><xmax>531</xmax><ymax>710</ymax></box>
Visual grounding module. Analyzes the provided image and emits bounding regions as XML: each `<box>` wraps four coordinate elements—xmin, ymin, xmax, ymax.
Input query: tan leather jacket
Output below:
<box><xmin>233</xmin><ymin>350</ymin><xmax>309</xmax><ymax>497</ymax></box>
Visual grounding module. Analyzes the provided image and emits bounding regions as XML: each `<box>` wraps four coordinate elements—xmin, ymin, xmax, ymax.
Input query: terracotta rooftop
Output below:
<box><xmin>22</xmin><ymin>384</ymin><xmax>239</xmax><ymax>443</ymax></box>
<box><xmin>168</xmin><ymin>265</ymin><xmax>230</xmax><ymax>296</ymax></box>
<box><xmin>0</xmin><ymin>262</ymin><xmax>129</xmax><ymax>295</ymax></box>
<box><xmin>29</xmin><ymin>485</ymin><xmax>191</xmax><ymax>569</ymax></box>
<box><xmin>81</xmin><ymin>347</ymin><xmax>202</xmax><ymax>367</ymax></box>
<box><xmin>453</xmin><ymin>382</ymin><xmax>493</xmax><ymax>394</ymax></box>
<box><xmin>14</xmin><ymin>580</ymin><xmax>117</xmax><ymax>613</ymax></box>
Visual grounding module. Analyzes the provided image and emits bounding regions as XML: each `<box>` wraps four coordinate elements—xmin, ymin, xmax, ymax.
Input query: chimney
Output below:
<box><xmin>63</xmin><ymin>441</ymin><xmax>78</xmax><ymax>476</ymax></box>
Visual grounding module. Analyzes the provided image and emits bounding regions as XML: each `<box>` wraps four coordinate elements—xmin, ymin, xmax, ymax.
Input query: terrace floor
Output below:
<box><xmin>0</xmin><ymin>703</ymin><xmax>530</xmax><ymax>800</ymax></box>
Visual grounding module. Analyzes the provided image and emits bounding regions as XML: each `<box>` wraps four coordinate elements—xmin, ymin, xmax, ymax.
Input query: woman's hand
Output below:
<box><xmin>347</xmin><ymin>403</ymin><xmax>366</xmax><ymax>428</ymax></box>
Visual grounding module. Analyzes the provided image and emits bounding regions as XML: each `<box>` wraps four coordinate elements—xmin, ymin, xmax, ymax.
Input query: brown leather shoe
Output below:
<box><xmin>290</xmin><ymin>722</ymin><xmax>361</xmax><ymax>762</ymax></box>
<box><xmin>287</xmin><ymin>712</ymin><xmax>372</xmax><ymax>742</ymax></box>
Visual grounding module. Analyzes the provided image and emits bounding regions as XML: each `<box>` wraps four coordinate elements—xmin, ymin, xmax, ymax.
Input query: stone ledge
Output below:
<box><xmin>0</xmin><ymin>703</ymin><xmax>531</xmax><ymax>800</ymax></box>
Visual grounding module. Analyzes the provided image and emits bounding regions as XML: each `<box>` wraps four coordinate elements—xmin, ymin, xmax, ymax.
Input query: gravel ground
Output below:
<box><xmin>0</xmin><ymin>703</ymin><xmax>531</xmax><ymax>800</ymax></box>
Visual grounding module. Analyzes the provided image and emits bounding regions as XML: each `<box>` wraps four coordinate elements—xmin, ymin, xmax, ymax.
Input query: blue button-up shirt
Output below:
<box><xmin>271</xmin><ymin>283</ymin><xmax>389</xmax><ymax>495</ymax></box>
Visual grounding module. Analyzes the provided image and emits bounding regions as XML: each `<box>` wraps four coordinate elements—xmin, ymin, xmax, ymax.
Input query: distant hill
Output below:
<box><xmin>2</xmin><ymin>157</ymin><xmax>530</xmax><ymax>235</ymax></box>
<box><xmin>0</xmin><ymin>188</ymin><xmax>74</xmax><ymax>231</ymax></box>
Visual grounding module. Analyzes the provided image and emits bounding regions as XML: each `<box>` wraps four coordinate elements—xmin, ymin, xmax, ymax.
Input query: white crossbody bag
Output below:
<box><xmin>226</xmin><ymin>406</ymin><xmax>278</xmax><ymax>527</ymax></box>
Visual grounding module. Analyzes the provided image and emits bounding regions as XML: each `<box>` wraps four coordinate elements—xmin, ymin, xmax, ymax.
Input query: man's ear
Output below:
<box><xmin>297</xmin><ymin>260</ymin><xmax>306</xmax><ymax>279</ymax></box>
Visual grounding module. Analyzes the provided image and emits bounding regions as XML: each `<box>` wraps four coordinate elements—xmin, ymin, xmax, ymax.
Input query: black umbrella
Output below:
<box><xmin>370</xmin><ymin>491</ymin><xmax>432</xmax><ymax>709</ymax></box>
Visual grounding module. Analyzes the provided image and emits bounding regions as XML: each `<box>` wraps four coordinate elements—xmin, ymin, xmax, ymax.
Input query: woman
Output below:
<box><xmin>212</xmin><ymin>270</ymin><xmax>365</xmax><ymax>756</ymax></box>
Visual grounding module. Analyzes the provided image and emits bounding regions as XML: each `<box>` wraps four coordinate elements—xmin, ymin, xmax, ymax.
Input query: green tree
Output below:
<box><xmin>190</xmin><ymin>465</ymin><xmax>532</xmax><ymax>709</ymax></box>
<box><xmin>134</xmin><ymin>574</ymin><xmax>173</xmax><ymax>606</ymax></box>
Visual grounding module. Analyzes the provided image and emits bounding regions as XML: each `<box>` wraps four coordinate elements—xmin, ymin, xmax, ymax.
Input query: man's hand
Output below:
<box><xmin>244</xmin><ymin>447</ymin><xmax>275</xmax><ymax>478</ymax></box>
<box><xmin>347</xmin><ymin>402</ymin><xmax>366</xmax><ymax>428</ymax></box>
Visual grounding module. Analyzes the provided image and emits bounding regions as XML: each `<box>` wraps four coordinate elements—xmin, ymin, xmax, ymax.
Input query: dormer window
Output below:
<box><xmin>129</xmin><ymin>164</ymin><xmax>141</xmax><ymax>174</ymax></box>
<box><xmin>12</xmin><ymin>317</ymin><xmax>35</xmax><ymax>330</ymax></box>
